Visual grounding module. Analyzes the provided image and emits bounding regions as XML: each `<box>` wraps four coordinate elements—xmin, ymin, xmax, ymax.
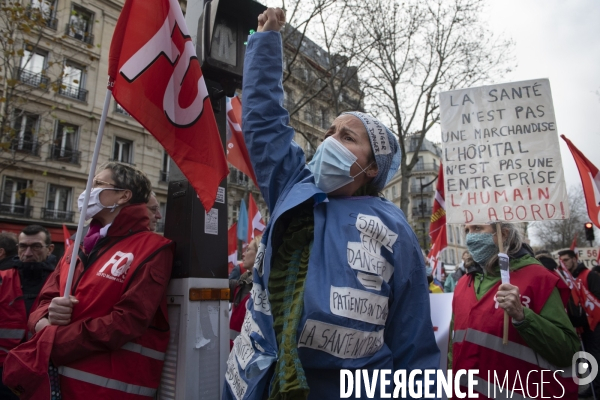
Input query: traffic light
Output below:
<box><xmin>194</xmin><ymin>0</ymin><xmax>266</xmax><ymax>96</ymax></box>
<box><xmin>585</xmin><ymin>222</ymin><xmax>595</xmax><ymax>242</ymax></box>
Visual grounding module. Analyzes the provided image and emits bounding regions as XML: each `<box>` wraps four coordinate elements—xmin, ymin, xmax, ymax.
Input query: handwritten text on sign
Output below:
<box><xmin>439</xmin><ymin>79</ymin><xmax>569</xmax><ymax>224</ymax></box>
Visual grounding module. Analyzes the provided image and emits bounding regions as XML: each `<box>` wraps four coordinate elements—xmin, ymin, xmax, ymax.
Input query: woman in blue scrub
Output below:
<box><xmin>224</xmin><ymin>8</ymin><xmax>440</xmax><ymax>400</ymax></box>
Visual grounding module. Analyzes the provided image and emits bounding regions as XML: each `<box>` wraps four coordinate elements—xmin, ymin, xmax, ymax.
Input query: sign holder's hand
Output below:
<box><xmin>257</xmin><ymin>7</ymin><xmax>285</xmax><ymax>33</ymax></box>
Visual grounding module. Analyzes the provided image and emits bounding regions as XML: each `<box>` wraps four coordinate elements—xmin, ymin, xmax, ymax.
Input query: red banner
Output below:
<box><xmin>108</xmin><ymin>0</ymin><xmax>228</xmax><ymax>212</ymax></box>
<box><xmin>562</xmin><ymin>135</ymin><xmax>600</xmax><ymax>228</ymax></box>
<box><xmin>227</xmin><ymin>96</ymin><xmax>258</xmax><ymax>187</ymax></box>
<box><xmin>247</xmin><ymin>194</ymin><xmax>265</xmax><ymax>243</ymax></box>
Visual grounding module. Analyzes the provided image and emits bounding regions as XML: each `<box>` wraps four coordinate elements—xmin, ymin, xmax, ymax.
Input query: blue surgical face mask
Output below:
<box><xmin>307</xmin><ymin>137</ymin><xmax>372</xmax><ymax>193</ymax></box>
<box><xmin>466</xmin><ymin>233</ymin><xmax>498</xmax><ymax>266</ymax></box>
<box><xmin>425</xmin><ymin>265</ymin><xmax>433</xmax><ymax>276</ymax></box>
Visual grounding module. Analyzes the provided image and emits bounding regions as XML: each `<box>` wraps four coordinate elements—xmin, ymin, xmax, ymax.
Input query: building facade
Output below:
<box><xmin>383</xmin><ymin>136</ymin><xmax>467</xmax><ymax>267</ymax></box>
<box><xmin>0</xmin><ymin>0</ymin><xmax>361</xmax><ymax>260</ymax></box>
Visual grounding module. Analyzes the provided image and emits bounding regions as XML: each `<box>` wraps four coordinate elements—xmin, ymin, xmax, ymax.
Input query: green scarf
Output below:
<box><xmin>268</xmin><ymin>206</ymin><xmax>314</xmax><ymax>400</ymax></box>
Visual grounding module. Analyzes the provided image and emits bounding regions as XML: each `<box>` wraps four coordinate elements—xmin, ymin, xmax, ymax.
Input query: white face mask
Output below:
<box><xmin>307</xmin><ymin>137</ymin><xmax>373</xmax><ymax>193</ymax></box>
<box><xmin>77</xmin><ymin>187</ymin><xmax>124</xmax><ymax>220</ymax></box>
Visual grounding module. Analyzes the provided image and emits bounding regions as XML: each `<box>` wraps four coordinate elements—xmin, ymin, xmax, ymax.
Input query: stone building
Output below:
<box><xmin>0</xmin><ymin>0</ymin><xmax>361</xmax><ymax>259</ymax></box>
<box><xmin>383</xmin><ymin>136</ymin><xmax>468</xmax><ymax>267</ymax></box>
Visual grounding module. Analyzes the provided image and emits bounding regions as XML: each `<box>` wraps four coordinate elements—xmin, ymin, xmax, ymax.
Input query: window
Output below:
<box><xmin>448</xmin><ymin>225</ymin><xmax>454</xmax><ymax>244</ymax></box>
<box><xmin>320</xmin><ymin>108</ymin><xmax>328</xmax><ymax>129</ymax></box>
<box><xmin>456</xmin><ymin>226</ymin><xmax>462</xmax><ymax>245</ymax></box>
<box><xmin>19</xmin><ymin>47</ymin><xmax>49</xmax><ymax>87</ymax></box>
<box><xmin>415</xmin><ymin>156</ymin><xmax>424</xmax><ymax>171</ymax></box>
<box><xmin>284</xmin><ymin>89</ymin><xmax>294</xmax><ymax>109</ymax></box>
<box><xmin>67</xmin><ymin>4</ymin><xmax>94</xmax><ymax>44</ymax></box>
<box><xmin>156</xmin><ymin>202</ymin><xmax>166</xmax><ymax>232</ymax></box>
<box><xmin>392</xmin><ymin>185</ymin><xmax>397</xmax><ymax>199</ymax></box>
<box><xmin>161</xmin><ymin>152</ymin><xmax>170</xmax><ymax>182</ymax></box>
<box><xmin>11</xmin><ymin>110</ymin><xmax>40</xmax><ymax>156</ymax></box>
<box><xmin>115</xmin><ymin>101</ymin><xmax>130</xmax><ymax>116</ymax></box>
<box><xmin>30</xmin><ymin>0</ymin><xmax>57</xmax><ymax>29</ymax></box>
<box><xmin>305</xmin><ymin>140</ymin><xmax>315</xmax><ymax>160</ymax></box>
<box><xmin>228</xmin><ymin>166</ymin><xmax>248</xmax><ymax>186</ymax></box>
<box><xmin>0</xmin><ymin>177</ymin><xmax>32</xmax><ymax>217</ymax></box>
<box><xmin>51</xmin><ymin>122</ymin><xmax>80</xmax><ymax>164</ymax></box>
<box><xmin>60</xmin><ymin>61</ymin><xmax>87</xmax><ymax>101</ymax></box>
<box><xmin>43</xmin><ymin>184</ymin><xmax>73</xmax><ymax>221</ymax></box>
<box><xmin>113</xmin><ymin>137</ymin><xmax>134</xmax><ymax>164</ymax></box>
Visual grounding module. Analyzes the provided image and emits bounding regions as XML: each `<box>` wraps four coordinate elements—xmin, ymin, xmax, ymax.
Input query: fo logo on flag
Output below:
<box><xmin>97</xmin><ymin>251</ymin><xmax>134</xmax><ymax>283</ymax></box>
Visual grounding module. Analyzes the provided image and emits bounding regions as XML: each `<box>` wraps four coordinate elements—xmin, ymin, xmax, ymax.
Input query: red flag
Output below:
<box><xmin>227</xmin><ymin>96</ymin><xmax>258</xmax><ymax>187</ymax></box>
<box><xmin>570</xmin><ymin>233</ymin><xmax>578</xmax><ymax>253</ymax></box>
<box><xmin>429</xmin><ymin>224</ymin><xmax>447</xmax><ymax>281</ymax></box>
<box><xmin>108</xmin><ymin>0</ymin><xmax>228</xmax><ymax>212</ymax></box>
<box><xmin>247</xmin><ymin>194</ymin><xmax>265</xmax><ymax>243</ymax></box>
<box><xmin>2</xmin><ymin>325</ymin><xmax>58</xmax><ymax>399</ymax></box>
<box><xmin>429</xmin><ymin>164</ymin><xmax>446</xmax><ymax>244</ymax></box>
<box><xmin>228</xmin><ymin>223</ymin><xmax>238</xmax><ymax>274</ymax></box>
<box><xmin>561</xmin><ymin>135</ymin><xmax>600</xmax><ymax>228</ymax></box>
<box><xmin>62</xmin><ymin>224</ymin><xmax>72</xmax><ymax>247</ymax></box>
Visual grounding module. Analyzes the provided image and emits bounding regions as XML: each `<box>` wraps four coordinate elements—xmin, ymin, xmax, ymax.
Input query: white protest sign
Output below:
<box><xmin>552</xmin><ymin>248</ymin><xmax>599</xmax><ymax>269</ymax></box>
<box><xmin>429</xmin><ymin>293</ymin><xmax>453</xmax><ymax>373</ymax></box>
<box><xmin>439</xmin><ymin>79</ymin><xmax>569</xmax><ymax>224</ymax></box>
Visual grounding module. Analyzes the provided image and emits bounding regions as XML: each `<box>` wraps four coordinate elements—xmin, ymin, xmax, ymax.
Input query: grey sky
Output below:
<box><xmin>485</xmin><ymin>0</ymin><xmax>600</xmax><ymax>191</ymax></box>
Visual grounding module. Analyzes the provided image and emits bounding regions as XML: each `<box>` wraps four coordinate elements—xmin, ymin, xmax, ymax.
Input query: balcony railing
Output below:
<box><xmin>410</xmin><ymin>185</ymin><xmax>434</xmax><ymax>193</ymax></box>
<box><xmin>228</xmin><ymin>174</ymin><xmax>249</xmax><ymax>187</ymax></box>
<box><xmin>18</xmin><ymin>69</ymin><xmax>50</xmax><ymax>88</ymax></box>
<box><xmin>49</xmin><ymin>144</ymin><xmax>81</xmax><ymax>164</ymax></box>
<box><xmin>59</xmin><ymin>82</ymin><xmax>88</xmax><ymax>101</ymax></box>
<box><xmin>0</xmin><ymin>203</ymin><xmax>33</xmax><ymax>217</ymax></box>
<box><xmin>412</xmin><ymin>206</ymin><xmax>433</xmax><ymax>217</ymax></box>
<box><xmin>159</xmin><ymin>170</ymin><xmax>169</xmax><ymax>182</ymax></box>
<box><xmin>26</xmin><ymin>7</ymin><xmax>58</xmax><ymax>29</ymax></box>
<box><xmin>41</xmin><ymin>208</ymin><xmax>74</xmax><ymax>222</ymax></box>
<box><xmin>10</xmin><ymin>139</ymin><xmax>40</xmax><ymax>156</ymax></box>
<box><xmin>413</xmin><ymin>163</ymin><xmax>438</xmax><ymax>172</ymax></box>
<box><xmin>65</xmin><ymin>23</ymin><xmax>94</xmax><ymax>45</ymax></box>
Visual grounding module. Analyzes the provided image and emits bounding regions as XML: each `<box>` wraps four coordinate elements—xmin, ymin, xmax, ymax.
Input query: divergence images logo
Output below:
<box><xmin>97</xmin><ymin>251</ymin><xmax>134</xmax><ymax>283</ymax></box>
<box><xmin>573</xmin><ymin>351</ymin><xmax>598</xmax><ymax>386</ymax></box>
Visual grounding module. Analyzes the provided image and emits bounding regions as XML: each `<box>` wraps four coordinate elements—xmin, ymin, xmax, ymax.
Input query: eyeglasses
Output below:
<box><xmin>93</xmin><ymin>179</ymin><xmax>123</xmax><ymax>190</ymax></box>
<box><xmin>147</xmin><ymin>206</ymin><xmax>160</xmax><ymax>213</ymax></box>
<box><xmin>18</xmin><ymin>243</ymin><xmax>48</xmax><ymax>251</ymax></box>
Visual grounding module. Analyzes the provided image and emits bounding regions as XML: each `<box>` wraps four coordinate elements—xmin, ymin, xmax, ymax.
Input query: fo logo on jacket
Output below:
<box><xmin>97</xmin><ymin>251</ymin><xmax>134</xmax><ymax>283</ymax></box>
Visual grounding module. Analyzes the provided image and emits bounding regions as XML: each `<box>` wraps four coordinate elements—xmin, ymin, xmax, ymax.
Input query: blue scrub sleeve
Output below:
<box><xmin>242</xmin><ymin>32</ymin><xmax>310</xmax><ymax>212</ymax></box>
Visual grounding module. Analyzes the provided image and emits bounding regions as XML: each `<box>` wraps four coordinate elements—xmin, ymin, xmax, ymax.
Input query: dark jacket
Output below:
<box><xmin>14</xmin><ymin>258</ymin><xmax>56</xmax><ymax>314</ymax></box>
<box><xmin>568</xmin><ymin>262</ymin><xmax>600</xmax><ymax>328</ymax></box>
<box><xmin>0</xmin><ymin>255</ymin><xmax>19</xmax><ymax>271</ymax></box>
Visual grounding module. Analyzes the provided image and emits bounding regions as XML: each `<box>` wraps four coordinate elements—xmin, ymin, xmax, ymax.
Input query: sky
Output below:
<box><xmin>484</xmin><ymin>0</ymin><xmax>600</xmax><ymax>192</ymax></box>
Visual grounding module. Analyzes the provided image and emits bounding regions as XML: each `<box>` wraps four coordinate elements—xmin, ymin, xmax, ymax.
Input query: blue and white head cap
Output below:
<box><xmin>343</xmin><ymin>112</ymin><xmax>401</xmax><ymax>191</ymax></box>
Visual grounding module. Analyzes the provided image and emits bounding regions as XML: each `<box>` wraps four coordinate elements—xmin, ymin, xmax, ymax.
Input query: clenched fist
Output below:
<box><xmin>257</xmin><ymin>7</ymin><xmax>286</xmax><ymax>33</ymax></box>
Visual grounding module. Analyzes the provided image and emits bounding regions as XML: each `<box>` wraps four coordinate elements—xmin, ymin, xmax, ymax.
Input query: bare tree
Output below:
<box><xmin>530</xmin><ymin>186</ymin><xmax>594</xmax><ymax>251</ymax></box>
<box><xmin>276</xmin><ymin>0</ymin><xmax>365</xmax><ymax>152</ymax></box>
<box><xmin>348</xmin><ymin>0</ymin><xmax>514</xmax><ymax>214</ymax></box>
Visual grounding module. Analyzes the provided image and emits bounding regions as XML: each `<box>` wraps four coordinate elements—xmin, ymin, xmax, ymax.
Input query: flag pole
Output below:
<box><xmin>63</xmin><ymin>88</ymin><xmax>113</xmax><ymax>298</ymax></box>
<box><xmin>496</xmin><ymin>222</ymin><xmax>509</xmax><ymax>345</ymax></box>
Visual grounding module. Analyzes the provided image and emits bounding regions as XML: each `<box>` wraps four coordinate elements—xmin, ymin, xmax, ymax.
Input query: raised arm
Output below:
<box><xmin>243</xmin><ymin>9</ymin><xmax>312</xmax><ymax>212</ymax></box>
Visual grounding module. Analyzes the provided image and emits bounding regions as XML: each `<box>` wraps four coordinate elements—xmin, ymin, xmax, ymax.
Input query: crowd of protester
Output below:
<box><xmin>1</xmin><ymin>6</ymin><xmax>599</xmax><ymax>400</ymax></box>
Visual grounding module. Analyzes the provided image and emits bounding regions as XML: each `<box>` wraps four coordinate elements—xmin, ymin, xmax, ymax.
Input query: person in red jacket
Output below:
<box><xmin>5</xmin><ymin>162</ymin><xmax>174</xmax><ymax>400</ymax></box>
<box><xmin>229</xmin><ymin>235</ymin><xmax>262</xmax><ymax>349</ymax></box>
<box><xmin>0</xmin><ymin>226</ymin><xmax>56</xmax><ymax>400</ymax></box>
